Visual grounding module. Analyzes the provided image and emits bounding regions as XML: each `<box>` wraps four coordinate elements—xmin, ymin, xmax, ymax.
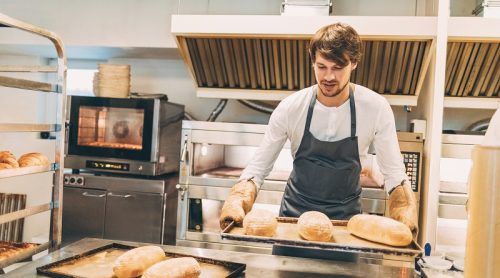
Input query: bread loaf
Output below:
<box><xmin>0</xmin><ymin>163</ymin><xmax>14</xmax><ymax>170</ymax></box>
<box><xmin>347</xmin><ymin>214</ymin><xmax>412</xmax><ymax>247</ymax></box>
<box><xmin>243</xmin><ymin>209</ymin><xmax>278</xmax><ymax>237</ymax></box>
<box><xmin>297</xmin><ymin>211</ymin><xmax>334</xmax><ymax>242</ymax></box>
<box><xmin>0</xmin><ymin>151</ymin><xmax>19</xmax><ymax>168</ymax></box>
<box><xmin>18</xmin><ymin>152</ymin><xmax>49</xmax><ymax>167</ymax></box>
<box><xmin>142</xmin><ymin>257</ymin><xmax>201</xmax><ymax>278</ymax></box>
<box><xmin>113</xmin><ymin>246</ymin><xmax>166</xmax><ymax>278</ymax></box>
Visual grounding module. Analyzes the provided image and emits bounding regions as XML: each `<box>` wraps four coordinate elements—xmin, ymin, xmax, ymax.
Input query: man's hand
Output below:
<box><xmin>388</xmin><ymin>181</ymin><xmax>419</xmax><ymax>237</ymax></box>
<box><xmin>219</xmin><ymin>179</ymin><xmax>257</xmax><ymax>229</ymax></box>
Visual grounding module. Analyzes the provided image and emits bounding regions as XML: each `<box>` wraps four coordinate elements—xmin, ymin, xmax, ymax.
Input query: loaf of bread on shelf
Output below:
<box><xmin>142</xmin><ymin>257</ymin><xmax>201</xmax><ymax>278</ymax></box>
<box><xmin>0</xmin><ymin>163</ymin><xmax>14</xmax><ymax>170</ymax></box>
<box><xmin>243</xmin><ymin>209</ymin><xmax>278</xmax><ymax>237</ymax></box>
<box><xmin>297</xmin><ymin>211</ymin><xmax>334</xmax><ymax>242</ymax></box>
<box><xmin>347</xmin><ymin>214</ymin><xmax>412</xmax><ymax>247</ymax></box>
<box><xmin>113</xmin><ymin>245</ymin><xmax>166</xmax><ymax>278</ymax></box>
<box><xmin>0</xmin><ymin>151</ymin><xmax>19</xmax><ymax>168</ymax></box>
<box><xmin>17</xmin><ymin>152</ymin><xmax>49</xmax><ymax>167</ymax></box>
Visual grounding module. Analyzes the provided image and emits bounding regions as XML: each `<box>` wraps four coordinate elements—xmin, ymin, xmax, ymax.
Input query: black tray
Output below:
<box><xmin>36</xmin><ymin>243</ymin><xmax>246</xmax><ymax>278</ymax></box>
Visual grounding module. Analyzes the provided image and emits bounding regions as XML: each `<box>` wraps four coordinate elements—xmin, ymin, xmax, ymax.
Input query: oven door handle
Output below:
<box><xmin>107</xmin><ymin>192</ymin><xmax>132</xmax><ymax>198</ymax></box>
<box><xmin>180</xmin><ymin>134</ymin><xmax>188</xmax><ymax>163</ymax></box>
<box><xmin>82</xmin><ymin>192</ymin><xmax>106</xmax><ymax>198</ymax></box>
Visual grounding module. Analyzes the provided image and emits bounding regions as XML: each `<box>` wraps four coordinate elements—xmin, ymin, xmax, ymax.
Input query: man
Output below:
<box><xmin>219</xmin><ymin>22</ymin><xmax>418</xmax><ymax>236</ymax></box>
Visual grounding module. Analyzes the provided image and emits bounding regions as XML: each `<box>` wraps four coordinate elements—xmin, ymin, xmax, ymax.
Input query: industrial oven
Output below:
<box><xmin>62</xmin><ymin>95</ymin><xmax>184</xmax><ymax>246</ymax></box>
<box><xmin>175</xmin><ymin>121</ymin><xmax>424</xmax><ymax>256</ymax></box>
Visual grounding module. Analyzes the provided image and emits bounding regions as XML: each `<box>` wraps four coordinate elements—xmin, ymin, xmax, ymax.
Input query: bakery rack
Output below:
<box><xmin>0</xmin><ymin>13</ymin><xmax>66</xmax><ymax>270</ymax></box>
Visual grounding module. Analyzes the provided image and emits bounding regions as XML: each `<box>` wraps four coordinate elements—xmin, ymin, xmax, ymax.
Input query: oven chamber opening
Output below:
<box><xmin>77</xmin><ymin>106</ymin><xmax>144</xmax><ymax>151</ymax></box>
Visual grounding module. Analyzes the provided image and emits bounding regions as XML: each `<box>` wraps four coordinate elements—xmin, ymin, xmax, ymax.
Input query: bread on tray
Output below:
<box><xmin>113</xmin><ymin>245</ymin><xmax>166</xmax><ymax>278</ymax></box>
<box><xmin>243</xmin><ymin>209</ymin><xmax>278</xmax><ymax>237</ymax></box>
<box><xmin>297</xmin><ymin>211</ymin><xmax>334</xmax><ymax>242</ymax></box>
<box><xmin>347</xmin><ymin>214</ymin><xmax>412</xmax><ymax>247</ymax></box>
<box><xmin>142</xmin><ymin>257</ymin><xmax>201</xmax><ymax>278</ymax></box>
<box><xmin>18</xmin><ymin>152</ymin><xmax>49</xmax><ymax>167</ymax></box>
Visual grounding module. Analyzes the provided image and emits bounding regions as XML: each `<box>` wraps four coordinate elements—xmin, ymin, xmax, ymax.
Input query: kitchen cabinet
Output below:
<box><xmin>61</xmin><ymin>173</ymin><xmax>178</xmax><ymax>246</ymax></box>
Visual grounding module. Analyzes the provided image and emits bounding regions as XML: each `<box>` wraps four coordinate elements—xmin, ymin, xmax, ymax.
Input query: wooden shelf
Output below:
<box><xmin>0</xmin><ymin>165</ymin><xmax>53</xmax><ymax>179</ymax></box>
<box><xmin>0</xmin><ymin>65</ymin><xmax>57</xmax><ymax>73</ymax></box>
<box><xmin>0</xmin><ymin>123</ymin><xmax>59</xmax><ymax>133</ymax></box>
<box><xmin>0</xmin><ymin>76</ymin><xmax>61</xmax><ymax>93</ymax></box>
<box><xmin>0</xmin><ymin>203</ymin><xmax>51</xmax><ymax>225</ymax></box>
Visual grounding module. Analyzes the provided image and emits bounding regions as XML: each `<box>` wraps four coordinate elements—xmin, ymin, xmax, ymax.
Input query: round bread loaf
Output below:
<box><xmin>243</xmin><ymin>209</ymin><xmax>278</xmax><ymax>237</ymax></box>
<box><xmin>0</xmin><ymin>151</ymin><xmax>19</xmax><ymax>168</ymax></box>
<box><xmin>18</xmin><ymin>152</ymin><xmax>49</xmax><ymax>167</ymax></box>
<box><xmin>297</xmin><ymin>211</ymin><xmax>334</xmax><ymax>242</ymax></box>
<box><xmin>142</xmin><ymin>257</ymin><xmax>201</xmax><ymax>278</ymax></box>
<box><xmin>113</xmin><ymin>245</ymin><xmax>166</xmax><ymax>278</ymax></box>
<box><xmin>347</xmin><ymin>214</ymin><xmax>412</xmax><ymax>247</ymax></box>
<box><xmin>0</xmin><ymin>162</ymin><xmax>14</xmax><ymax>170</ymax></box>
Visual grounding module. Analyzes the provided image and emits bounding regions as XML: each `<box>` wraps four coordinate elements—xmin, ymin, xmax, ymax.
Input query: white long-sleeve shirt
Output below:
<box><xmin>240</xmin><ymin>84</ymin><xmax>408</xmax><ymax>193</ymax></box>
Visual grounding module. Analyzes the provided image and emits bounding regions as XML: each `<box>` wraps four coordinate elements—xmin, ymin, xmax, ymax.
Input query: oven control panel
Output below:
<box><xmin>64</xmin><ymin>174</ymin><xmax>85</xmax><ymax>186</ymax></box>
<box><xmin>402</xmin><ymin>152</ymin><xmax>420</xmax><ymax>192</ymax></box>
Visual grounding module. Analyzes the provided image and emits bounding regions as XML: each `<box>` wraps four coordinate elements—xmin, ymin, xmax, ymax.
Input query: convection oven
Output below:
<box><xmin>65</xmin><ymin>95</ymin><xmax>184</xmax><ymax>176</ymax></box>
<box><xmin>175</xmin><ymin>121</ymin><xmax>424</xmax><ymax>253</ymax></box>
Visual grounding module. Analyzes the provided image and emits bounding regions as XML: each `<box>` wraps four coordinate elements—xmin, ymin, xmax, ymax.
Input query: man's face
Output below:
<box><xmin>313</xmin><ymin>54</ymin><xmax>357</xmax><ymax>98</ymax></box>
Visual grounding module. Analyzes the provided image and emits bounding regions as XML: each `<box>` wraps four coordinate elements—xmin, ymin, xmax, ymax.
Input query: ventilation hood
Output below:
<box><xmin>171</xmin><ymin>15</ymin><xmax>437</xmax><ymax>106</ymax></box>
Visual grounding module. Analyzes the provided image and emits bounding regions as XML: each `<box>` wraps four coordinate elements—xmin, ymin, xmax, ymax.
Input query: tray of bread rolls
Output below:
<box><xmin>36</xmin><ymin>243</ymin><xmax>245</xmax><ymax>278</ymax></box>
<box><xmin>221</xmin><ymin>211</ymin><xmax>422</xmax><ymax>258</ymax></box>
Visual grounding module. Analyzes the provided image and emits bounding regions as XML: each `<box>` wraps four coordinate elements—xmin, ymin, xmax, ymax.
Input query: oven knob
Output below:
<box><xmin>64</xmin><ymin>176</ymin><xmax>69</xmax><ymax>184</ymax></box>
<box><xmin>76</xmin><ymin>178</ymin><xmax>84</xmax><ymax>185</ymax></box>
<box><xmin>69</xmin><ymin>177</ymin><xmax>76</xmax><ymax>184</ymax></box>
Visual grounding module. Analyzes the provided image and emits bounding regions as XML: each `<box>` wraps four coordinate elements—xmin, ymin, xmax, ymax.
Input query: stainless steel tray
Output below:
<box><xmin>221</xmin><ymin>217</ymin><xmax>422</xmax><ymax>258</ymax></box>
<box><xmin>36</xmin><ymin>243</ymin><xmax>246</xmax><ymax>278</ymax></box>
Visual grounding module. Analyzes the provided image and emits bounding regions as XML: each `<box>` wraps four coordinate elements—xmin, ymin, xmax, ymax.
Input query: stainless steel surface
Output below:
<box><xmin>441</xmin><ymin>134</ymin><xmax>484</xmax><ymax>159</ymax></box>
<box><xmin>4</xmin><ymin>238</ymin><xmax>416</xmax><ymax>277</ymax></box>
<box><xmin>62</xmin><ymin>173</ymin><xmax>178</xmax><ymax>245</ymax></box>
<box><xmin>438</xmin><ymin>193</ymin><xmax>468</xmax><ymax>220</ymax></box>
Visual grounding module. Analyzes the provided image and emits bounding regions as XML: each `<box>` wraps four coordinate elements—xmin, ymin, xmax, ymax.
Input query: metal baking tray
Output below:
<box><xmin>221</xmin><ymin>217</ymin><xmax>422</xmax><ymax>258</ymax></box>
<box><xmin>36</xmin><ymin>243</ymin><xmax>245</xmax><ymax>278</ymax></box>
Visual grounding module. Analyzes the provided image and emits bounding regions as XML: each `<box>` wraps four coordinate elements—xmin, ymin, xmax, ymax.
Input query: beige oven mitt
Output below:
<box><xmin>219</xmin><ymin>179</ymin><xmax>257</xmax><ymax>229</ymax></box>
<box><xmin>388</xmin><ymin>181</ymin><xmax>419</xmax><ymax>238</ymax></box>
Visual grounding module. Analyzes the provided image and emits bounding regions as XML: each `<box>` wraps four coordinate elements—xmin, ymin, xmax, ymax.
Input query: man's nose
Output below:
<box><xmin>324</xmin><ymin>70</ymin><xmax>336</xmax><ymax>81</ymax></box>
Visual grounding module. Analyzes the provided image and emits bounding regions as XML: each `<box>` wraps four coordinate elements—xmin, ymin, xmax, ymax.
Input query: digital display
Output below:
<box><xmin>86</xmin><ymin>160</ymin><xmax>130</xmax><ymax>171</ymax></box>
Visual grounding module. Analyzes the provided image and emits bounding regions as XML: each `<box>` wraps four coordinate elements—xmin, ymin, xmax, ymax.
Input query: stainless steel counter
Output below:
<box><xmin>5</xmin><ymin>238</ymin><xmax>415</xmax><ymax>277</ymax></box>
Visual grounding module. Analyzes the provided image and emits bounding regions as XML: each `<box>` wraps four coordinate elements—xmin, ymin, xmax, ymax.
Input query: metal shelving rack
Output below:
<box><xmin>0</xmin><ymin>13</ymin><xmax>66</xmax><ymax>270</ymax></box>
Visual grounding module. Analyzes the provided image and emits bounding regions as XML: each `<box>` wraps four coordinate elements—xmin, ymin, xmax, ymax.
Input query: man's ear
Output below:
<box><xmin>351</xmin><ymin>62</ymin><xmax>358</xmax><ymax>71</ymax></box>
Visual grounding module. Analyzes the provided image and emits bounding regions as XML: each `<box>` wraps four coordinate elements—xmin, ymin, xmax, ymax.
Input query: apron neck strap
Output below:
<box><xmin>308</xmin><ymin>84</ymin><xmax>357</xmax><ymax>137</ymax></box>
<box><xmin>349</xmin><ymin>84</ymin><xmax>356</xmax><ymax>137</ymax></box>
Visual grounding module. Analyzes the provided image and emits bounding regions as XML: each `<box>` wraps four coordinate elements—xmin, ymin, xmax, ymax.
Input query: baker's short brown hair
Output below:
<box><xmin>309</xmin><ymin>22</ymin><xmax>363</xmax><ymax>67</ymax></box>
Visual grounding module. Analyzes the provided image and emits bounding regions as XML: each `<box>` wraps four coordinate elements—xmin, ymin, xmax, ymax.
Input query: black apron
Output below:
<box><xmin>279</xmin><ymin>85</ymin><xmax>362</xmax><ymax>220</ymax></box>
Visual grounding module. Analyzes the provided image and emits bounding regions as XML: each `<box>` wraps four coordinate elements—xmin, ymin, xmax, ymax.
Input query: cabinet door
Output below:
<box><xmin>104</xmin><ymin>191</ymin><xmax>163</xmax><ymax>244</ymax></box>
<box><xmin>62</xmin><ymin>187</ymin><xmax>106</xmax><ymax>245</ymax></box>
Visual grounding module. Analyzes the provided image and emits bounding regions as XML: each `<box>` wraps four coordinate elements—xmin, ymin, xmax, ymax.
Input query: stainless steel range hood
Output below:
<box><xmin>171</xmin><ymin>15</ymin><xmax>437</xmax><ymax>106</ymax></box>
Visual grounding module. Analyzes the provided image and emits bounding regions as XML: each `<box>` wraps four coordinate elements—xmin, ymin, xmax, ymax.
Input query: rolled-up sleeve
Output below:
<box><xmin>372</xmin><ymin>101</ymin><xmax>408</xmax><ymax>193</ymax></box>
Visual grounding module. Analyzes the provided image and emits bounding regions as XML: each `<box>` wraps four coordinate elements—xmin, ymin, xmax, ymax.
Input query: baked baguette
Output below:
<box><xmin>347</xmin><ymin>214</ymin><xmax>412</xmax><ymax>247</ymax></box>
<box><xmin>243</xmin><ymin>209</ymin><xmax>278</xmax><ymax>237</ymax></box>
<box><xmin>18</xmin><ymin>152</ymin><xmax>49</xmax><ymax>167</ymax></box>
<box><xmin>0</xmin><ymin>163</ymin><xmax>14</xmax><ymax>170</ymax></box>
<box><xmin>142</xmin><ymin>257</ymin><xmax>201</xmax><ymax>278</ymax></box>
<box><xmin>113</xmin><ymin>245</ymin><xmax>166</xmax><ymax>278</ymax></box>
<box><xmin>229</xmin><ymin>179</ymin><xmax>257</xmax><ymax>213</ymax></box>
<box><xmin>297</xmin><ymin>211</ymin><xmax>334</xmax><ymax>242</ymax></box>
<box><xmin>0</xmin><ymin>151</ymin><xmax>19</xmax><ymax>168</ymax></box>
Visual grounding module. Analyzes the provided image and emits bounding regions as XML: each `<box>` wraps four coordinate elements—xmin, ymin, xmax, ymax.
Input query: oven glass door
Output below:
<box><xmin>68</xmin><ymin>96</ymin><xmax>154</xmax><ymax>161</ymax></box>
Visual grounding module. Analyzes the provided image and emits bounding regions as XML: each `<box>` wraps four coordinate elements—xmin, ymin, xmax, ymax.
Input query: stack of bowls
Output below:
<box><xmin>94</xmin><ymin>64</ymin><xmax>131</xmax><ymax>98</ymax></box>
